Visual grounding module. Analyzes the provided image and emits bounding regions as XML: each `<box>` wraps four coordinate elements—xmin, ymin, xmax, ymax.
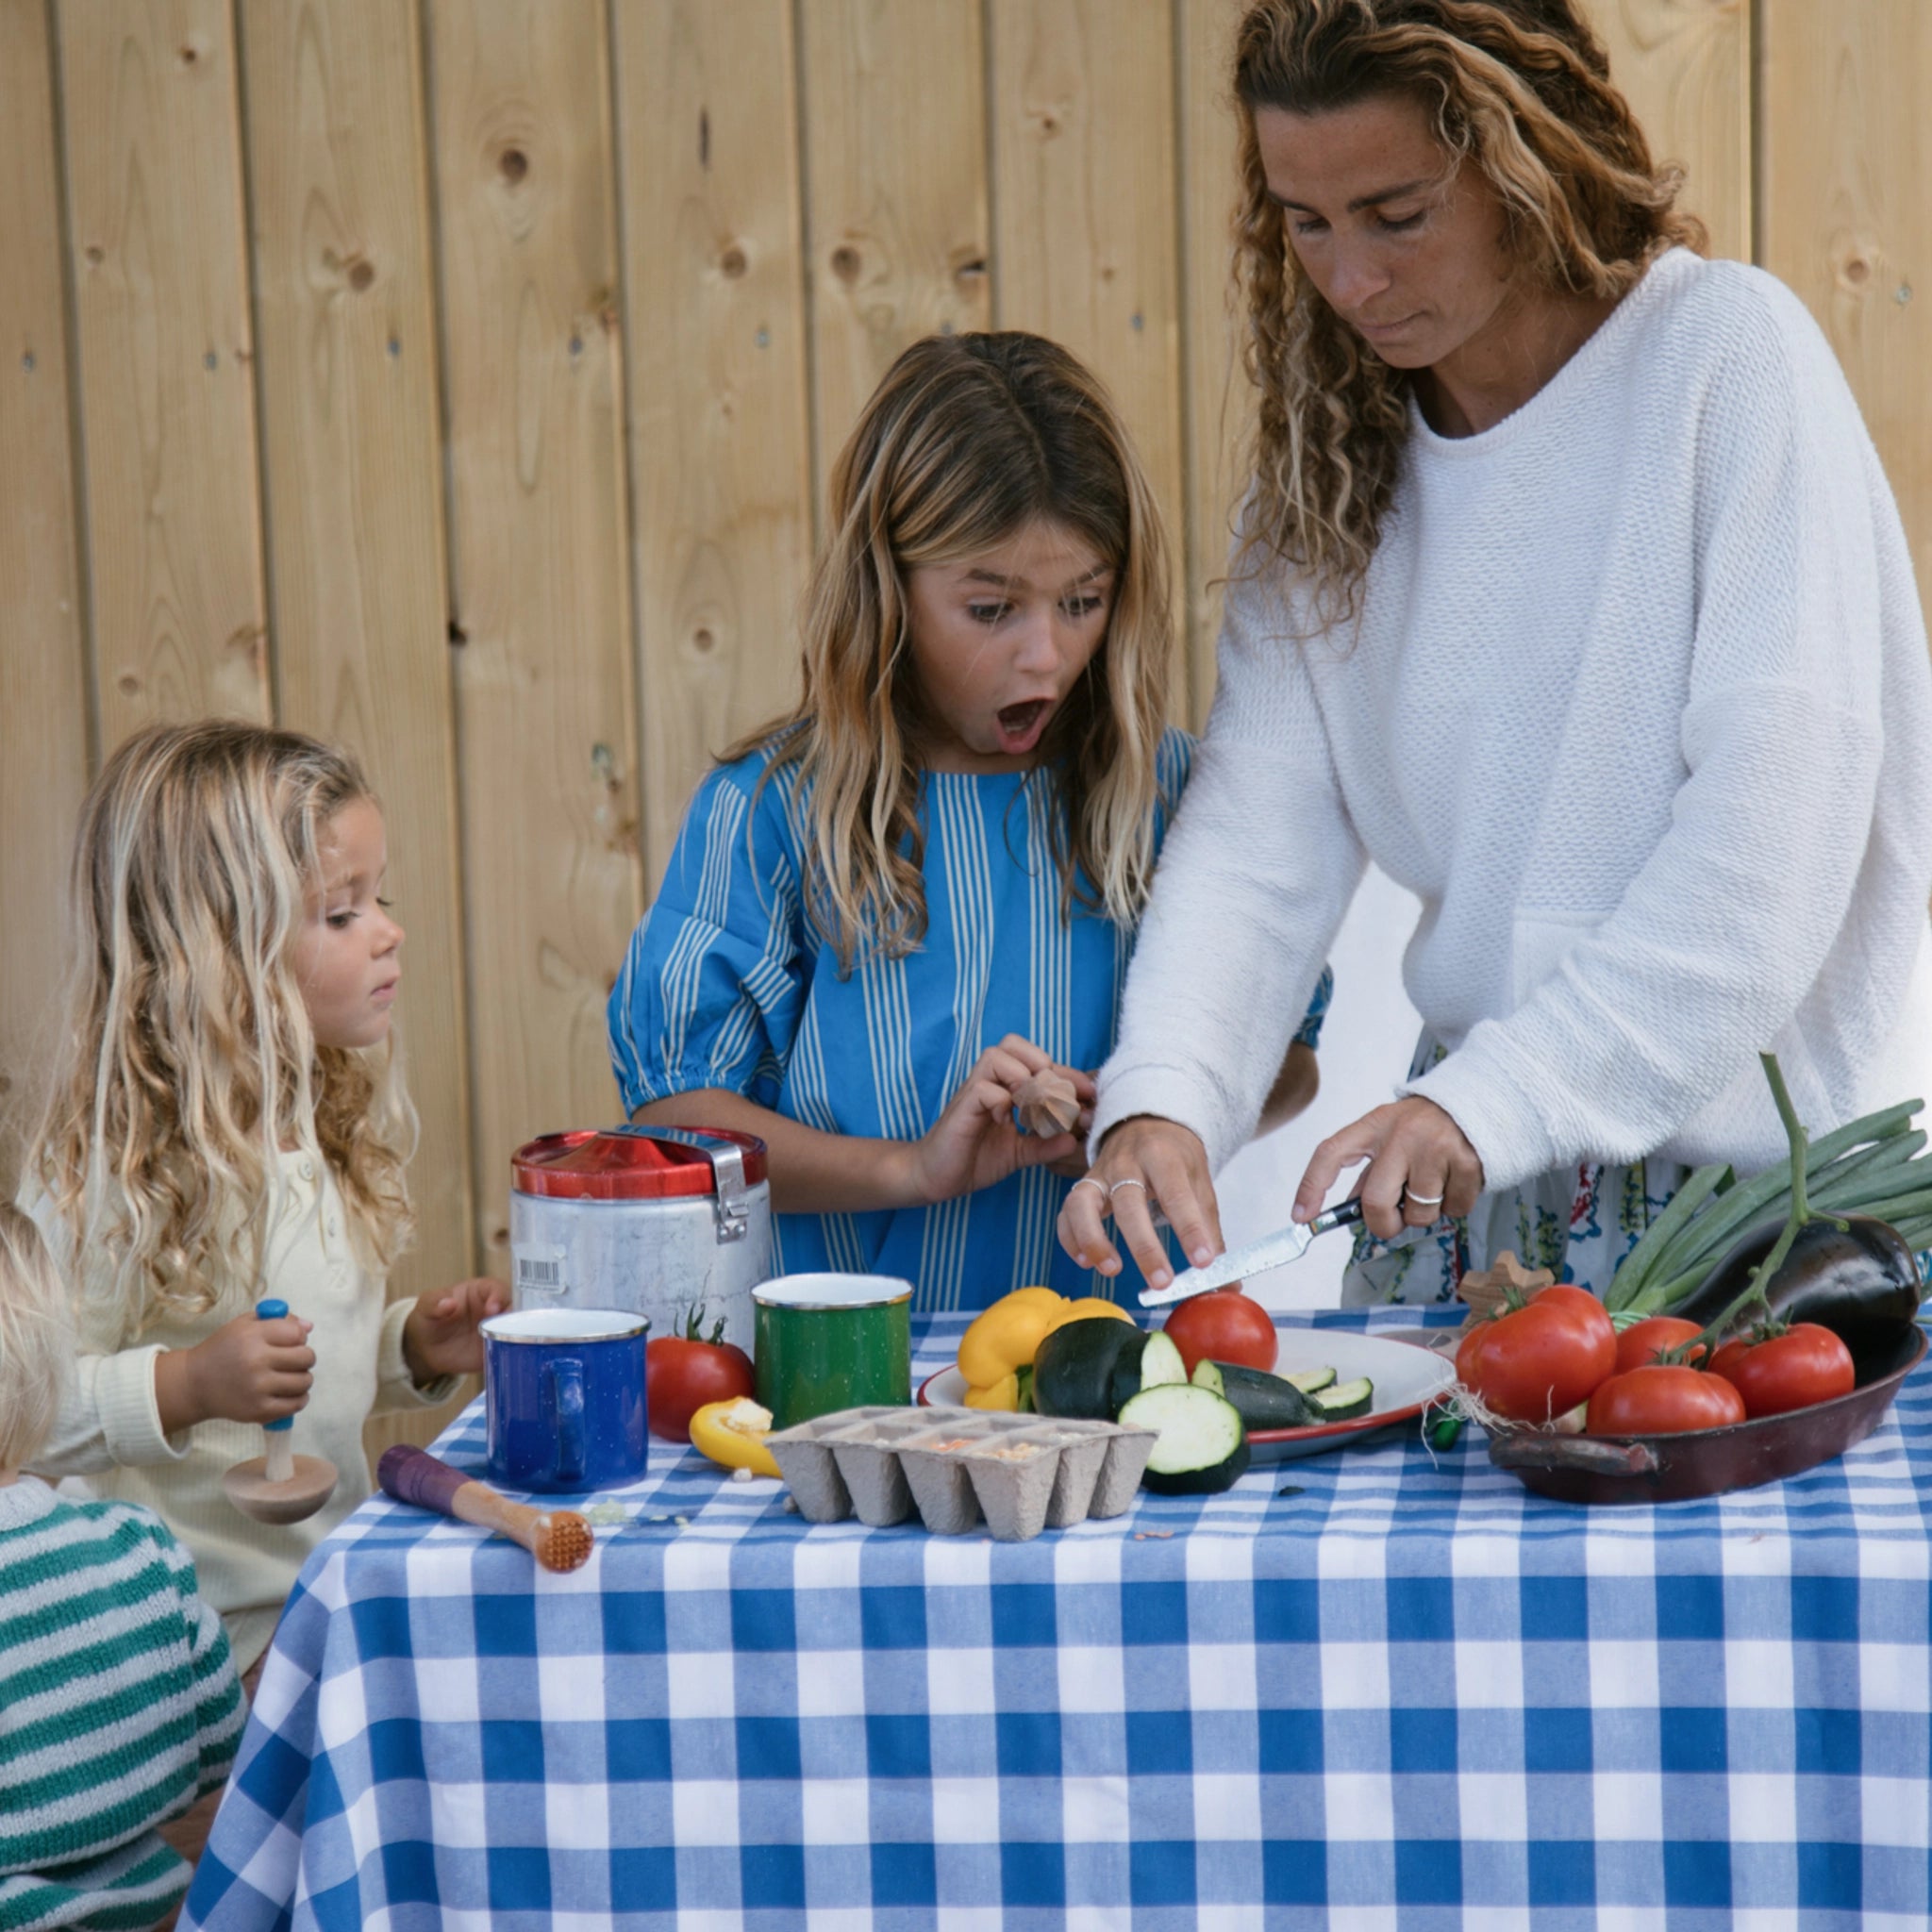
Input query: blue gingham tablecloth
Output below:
<box><xmin>183</xmin><ymin>1309</ymin><xmax>1932</xmax><ymax>1931</ymax></box>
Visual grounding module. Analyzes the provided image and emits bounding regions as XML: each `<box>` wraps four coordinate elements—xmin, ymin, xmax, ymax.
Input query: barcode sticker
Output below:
<box><xmin>513</xmin><ymin>1244</ymin><xmax>567</xmax><ymax>1296</ymax></box>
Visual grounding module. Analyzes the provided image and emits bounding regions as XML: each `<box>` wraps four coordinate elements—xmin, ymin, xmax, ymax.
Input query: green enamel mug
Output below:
<box><xmin>753</xmin><ymin>1274</ymin><xmax>913</xmax><ymax>1429</ymax></box>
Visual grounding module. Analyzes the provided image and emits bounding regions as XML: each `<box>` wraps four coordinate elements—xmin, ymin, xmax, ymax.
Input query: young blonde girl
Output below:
<box><xmin>608</xmin><ymin>331</ymin><xmax>1330</xmax><ymax>1310</ymax></box>
<box><xmin>23</xmin><ymin>722</ymin><xmax>505</xmax><ymax>1677</ymax></box>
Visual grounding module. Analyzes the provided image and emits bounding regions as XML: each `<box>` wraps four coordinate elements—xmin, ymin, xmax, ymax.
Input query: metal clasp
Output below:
<box><xmin>604</xmin><ymin>1124</ymin><xmax>754</xmax><ymax>1241</ymax></box>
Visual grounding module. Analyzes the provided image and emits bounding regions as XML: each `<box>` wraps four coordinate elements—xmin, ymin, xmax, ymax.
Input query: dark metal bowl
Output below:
<box><xmin>1487</xmin><ymin>1324</ymin><xmax>1926</xmax><ymax>1505</ymax></box>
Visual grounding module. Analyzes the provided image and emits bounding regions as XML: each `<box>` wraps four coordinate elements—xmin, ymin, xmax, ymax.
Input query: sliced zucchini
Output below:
<box><xmin>1137</xmin><ymin>1328</ymin><xmax>1189</xmax><ymax>1393</ymax></box>
<box><xmin>1212</xmin><ymin>1361</ymin><xmax>1317</xmax><ymax>1430</ymax></box>
<box><xmin>1285</xmin><ymin>1367</ymin><xmax>1337</xmax><ymax>1396</ymax></box>
<box><xmin>1034</xmin><ymin>1318</ymin><xmax>1144</xmax><ymax>1420</ymax></box>
<box><xmin>1190</xmin><ymin>1358</ymin><xmax>1225</xmax><ymax>1395</ymax></box>
<box><xmin>1307</xmin><ymin>1376</ymin><xmax>1374</xmax><ymax>1422</ymax></box>
<box><xmin>1117</xmin><ymin>1384</ymin><xmax>1251</xmax><ymax>1494</ymax></box>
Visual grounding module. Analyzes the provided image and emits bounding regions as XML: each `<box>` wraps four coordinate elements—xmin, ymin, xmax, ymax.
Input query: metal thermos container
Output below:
<box><xmin>508</xmin><ymin>1125</ymin><xmax>772</xmax><ymax>1352</ymax></box>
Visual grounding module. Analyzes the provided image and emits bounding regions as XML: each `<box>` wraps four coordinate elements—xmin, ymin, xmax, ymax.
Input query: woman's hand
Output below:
<box><xmin>403</xmin><ymin>1278</ymin><xmax>510</xmax><ymax>1383</ymax></box>
<box><xmin>901</xmin><ymin>1038</ymin><xmax>1095</xmax><ymax>1206</ymax></box>
<box><xmin>1294</xmin><ymin>1095</ymin><xmax>1483</xmax><ymax>1239</ymax></box>
<box><xmin>1056</xmin><ymin>1115</ymin><xmax>1224</xmax><ymax>1294</ymax></box>
<box><xmin>156</xmin><ymin>1309</ymin><xmax>316</xmax><ymax>1434</ymax></box>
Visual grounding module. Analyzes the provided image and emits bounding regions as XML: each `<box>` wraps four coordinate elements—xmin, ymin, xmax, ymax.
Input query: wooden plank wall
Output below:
<box><xmin>0</xmin><ymin>0</ymin><xmax>1924</xmax><ymax>1460</ymax></box>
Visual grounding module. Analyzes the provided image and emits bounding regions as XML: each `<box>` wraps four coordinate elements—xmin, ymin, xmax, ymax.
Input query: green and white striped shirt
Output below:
<box><xmin>0</xmin><ymin>1477</ymin><xmax>243</xmax><ymax>1930</ymax></box>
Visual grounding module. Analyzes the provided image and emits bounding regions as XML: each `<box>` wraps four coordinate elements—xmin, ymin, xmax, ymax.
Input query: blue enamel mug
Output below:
<box><xmin>482</xmin><ymin>1308</ymin><xmax>649</xmax><ymax>1492</ymax></box>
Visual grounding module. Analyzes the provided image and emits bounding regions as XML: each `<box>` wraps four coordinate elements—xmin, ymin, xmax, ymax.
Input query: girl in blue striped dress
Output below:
<box><xmin>608</xmin><ymin>333</ymin><xmax>1328</xmax><ymax>1311</ymax></box>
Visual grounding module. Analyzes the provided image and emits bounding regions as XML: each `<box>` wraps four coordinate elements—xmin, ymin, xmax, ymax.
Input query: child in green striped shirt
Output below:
<box><xmin>0</xmin><ymin>1205</ymin><xmax>244</xmax><ymax>1932</ymax></box>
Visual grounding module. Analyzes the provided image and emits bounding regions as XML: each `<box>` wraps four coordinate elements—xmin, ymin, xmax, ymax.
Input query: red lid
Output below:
<box><xmin>511</xmin><ymin>1127</ymin><xmax>768</xmax><ymax>1201</ymax></box>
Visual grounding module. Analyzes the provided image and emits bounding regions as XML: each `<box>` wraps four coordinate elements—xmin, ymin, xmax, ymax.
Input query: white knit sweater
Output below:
<box><xmin>1096</xmin><ymin>250</ymin><xmax>1932</xmax><ymax>1191</ymax></box>
<box><xmin>24</xmin><ymin>1151</ymin><xmax>453</xmax><ymax>1673</ymax></box>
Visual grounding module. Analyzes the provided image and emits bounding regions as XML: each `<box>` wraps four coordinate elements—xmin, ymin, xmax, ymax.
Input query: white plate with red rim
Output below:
<box><xmin>918</xmin><ymin>1326</ymin><xmax>1458</xmax><ymax>1462</ymax></box>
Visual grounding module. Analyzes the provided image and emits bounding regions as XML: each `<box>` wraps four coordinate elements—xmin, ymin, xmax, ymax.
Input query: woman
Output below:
<box><xmin>1059</xmin><ymin>0</ymin><xmax>1932</xmax><ymax>1304</ymax></box>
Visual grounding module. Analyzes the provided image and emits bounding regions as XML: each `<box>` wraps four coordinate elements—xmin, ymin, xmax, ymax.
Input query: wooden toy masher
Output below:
<box><xmin>220</xmin><ymin>1299</ymin><xmax>339</xmax><ymax>1524</ymax></box>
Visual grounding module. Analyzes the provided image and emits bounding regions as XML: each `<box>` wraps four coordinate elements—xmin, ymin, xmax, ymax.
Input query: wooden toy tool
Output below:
<box><xmin>220</xmin><ymin>1299</ymin><xmax>339</xmax><ymax>1524</ymax></box>
<box><xmin>377</xmin><ymin>1443</ymin><xmax>593</xmax><ymax>1573</ymax></box>
<box><xmin>1014</xmin><ymin>1067</ymin><xmax>1081</xmax><ymax>1139</ymax></box>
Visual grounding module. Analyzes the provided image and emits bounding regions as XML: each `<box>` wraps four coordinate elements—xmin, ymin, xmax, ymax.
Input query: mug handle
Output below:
<box><xmin>545</xmin><ymin>1358</ymin><xmax>586</xmax><ymax>1484</ymax></box>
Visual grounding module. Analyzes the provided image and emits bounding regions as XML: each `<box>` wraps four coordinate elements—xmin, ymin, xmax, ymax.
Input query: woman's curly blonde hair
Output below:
<box><xmin>31</xmin><ymin>721</ymin><xmax>415</xmax><ymax>1340</ymax></box>
<box><xmin>1231</xmin><ymin>0</ymin><xmax>1707</xmax><ymax>619</ymax></box>
<box><xmin>726</xmin><ymin>330</ymin><xmax>1174</xmax><ymax>973</ymax></box>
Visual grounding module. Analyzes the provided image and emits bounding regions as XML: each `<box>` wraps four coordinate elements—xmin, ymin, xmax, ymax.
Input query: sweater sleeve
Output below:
<box><xmin>1408</xmin><ymin>291</ymin><xmax>1896</xmax><ymax>1187</ymax></box>
<box><xmin>15</xmin><ymin>1191</ymin><xmax>190</xmax><ymax>1474</ymax></box>
<box><xmin>1091</xmin><ymin>561</ymin><xmax>1367</xmax><ymax>1173</ymax></box>
<box><xmin>156</xmin><ymin>1524</ymin><xmax>246</xmax><ymax>1796</ymax></box>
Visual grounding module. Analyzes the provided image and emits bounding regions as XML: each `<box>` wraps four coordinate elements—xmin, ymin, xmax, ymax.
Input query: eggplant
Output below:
<box><xmin>1117</xmin><ymin>1383</ymin><xmax>1250</xmax><ymax>1493</ymax></box>
<box><xmin>1033</xmin><ymin>1317</ymin><xmax>1146</xmax><ymax>1420</ymax></box>
<box><xmin>1666</xmin><ymin>1053</ymin><xmax>1927</xmax><ymax>1380</ymax></box>
<box><xmin>1675</xmin><ymin>1210</ymin><xmax>1921</xmax><ymax>1376</ymax></box>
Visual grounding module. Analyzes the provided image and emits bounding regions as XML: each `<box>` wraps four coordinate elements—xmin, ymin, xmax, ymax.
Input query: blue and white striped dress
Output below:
<box><xmin>608</xmin><ymin>730</ymin><xmax>1331</xmax><ymax>1312</ymax></box>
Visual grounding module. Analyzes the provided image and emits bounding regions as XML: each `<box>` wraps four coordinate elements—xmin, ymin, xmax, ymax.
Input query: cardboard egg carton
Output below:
<box><xmin>767</xmin><ymin>1405</ymin><xmax>1157</xmax><ymax>1541</ymax></box>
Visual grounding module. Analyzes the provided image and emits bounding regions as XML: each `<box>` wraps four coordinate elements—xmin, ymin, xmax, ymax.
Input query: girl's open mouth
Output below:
<box><xmin>996</xmin><ymin>698</ymin><xmax>1052</xmax><ymax>749</ymax></box>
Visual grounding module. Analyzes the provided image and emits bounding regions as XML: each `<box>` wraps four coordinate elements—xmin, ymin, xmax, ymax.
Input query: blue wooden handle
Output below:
<box><xmin>257</xmin><ymin>1299</ymin><xmax>293</xmax><ymax>1432</ymax></box>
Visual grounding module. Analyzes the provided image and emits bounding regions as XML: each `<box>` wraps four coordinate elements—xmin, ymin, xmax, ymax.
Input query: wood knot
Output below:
<box><xmin>499</xmin><ymin>146</ymin><xmax>529</xmax><ymax>186</ymax></box>
<box><xmin>829</xmin><ymin>244</ymin><xmax>861</xmax><ymax>284</ymax></box>
<box><xmin>116</xmin><ymin>672</ymin><xmax>142</xmax><ymax>696</ymax></box>
<box><xmin>691</xmin><ymin>626</ymin><xmax>716</xmax><ymax>654</ymax></box>
<box><xmin>1843</xmin><ymin>254</ymin><xmax>1873</xmax><ymax>287</ymax></box>
<box><xmin>720</xmin><ymin>244</ymin><xmax>748</xmax><ymax>279</ymax></box>
<box><xmin>346</xmin><ymin>257</ymin><xmax>375</xmax><ymax>292</ymax></box>
<box><xmin>84</xmin><ymin>244</ymin><xmax>105</xmax><ymax>266</ymax></box>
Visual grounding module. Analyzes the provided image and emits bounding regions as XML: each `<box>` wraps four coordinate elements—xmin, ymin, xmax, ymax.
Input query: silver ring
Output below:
<box><xmin>1404</xmin><ymin>1188</ymin><xmax>1445</xmax><ymax>1208</ymax></box>
<box><xmin>1108</xmin><ymin>1177</ymin><xmax>1147</xmax><ymax>1198</ymax></box>
<box><xmin>1071</xmin><ymin>1176</ymin><xmax>1108</xmax><ymax>1203</ymax></box>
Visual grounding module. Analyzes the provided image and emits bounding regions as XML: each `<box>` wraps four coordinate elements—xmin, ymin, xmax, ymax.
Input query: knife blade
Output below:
<box><xmin>1137</xmin><ymin>1197</ymin><xmax>1365</xmax><ymax>1307</ymax></box>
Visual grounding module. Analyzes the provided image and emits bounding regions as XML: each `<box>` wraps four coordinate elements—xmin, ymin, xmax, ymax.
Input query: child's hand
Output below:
<box><xmin>904</xmin><ymin>1038</ymin><xmax>1095</xmax><ymax>1205</ymax></box>
<box><xmin>402</xmin><ymin>1277</ymin><xmax>509</xmax><ymax>1383</ymax></box>
<box><xmin>158</xmin><ymin>1310</ymin><xmax>316</xmax><ymax>1434</ymax></box>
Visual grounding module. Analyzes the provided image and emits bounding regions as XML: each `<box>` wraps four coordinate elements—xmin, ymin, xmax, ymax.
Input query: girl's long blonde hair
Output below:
<box><xmin>726</xmin><ymin>331</ymin><xmax>1174</xmax><ymax>972</ymax></box>
<box><xmin>0</xmin><ymin>1204</ymin><xmax>70</xmax><ymax>1471</ymax></box>
<box><xmin>31</xmin><ymin>721</ymin><xmax>415</xmax><ymax>1339</ymax></box>
<box><xmin>1231</xmin><ymin>0</ymin><xmax>1707</xmax><ymax>620</ymax></box>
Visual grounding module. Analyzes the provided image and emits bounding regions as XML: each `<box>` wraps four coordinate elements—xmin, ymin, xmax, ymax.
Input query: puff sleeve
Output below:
<box><xmin>608</xmin><ymin>759</ymin><xmax>808</xmax><ymax>1116</ymax></box>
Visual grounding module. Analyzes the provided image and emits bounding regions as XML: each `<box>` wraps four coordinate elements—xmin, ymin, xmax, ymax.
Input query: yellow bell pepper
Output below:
<box><xmin>957</xmin><ymin>1287</ymin><xmax>1067</xmax><ymax>1407</ymax></box>
<box><xmin>1041</xmin><ymin>1296</ymin><xmax>1135</xmax><ymax>1337</ymax></box>
<box><xmin>689</xmin><ymin>1396</ymin><xmax>781</xmax><ymax>1478</ymax></box>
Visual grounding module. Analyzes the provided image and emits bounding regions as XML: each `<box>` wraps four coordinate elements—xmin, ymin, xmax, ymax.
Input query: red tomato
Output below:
<box><xmin>1586</xmin><ymin>1364</ymin><xmax>1745</xmax><ymax>1436</ymax></box>
<box><xmin>1533</xmin><ymin>1285</ymin><xmax>1612</xmax><ymax>1325</ymax></box>
<box><xmin>1707</xmin><ymin>1337</ymin><xmax>1753</xmax><ymax>1386</ymax></box>
<box><xmin>1707</xmin><ymin>1324</ymin><xmax>1855</xmax><ymax>1419</ymax></box>
<box><xmin>1461</xmin><ymin>1293</ymin><xmax>1615</xmax><ymax>1424</ymax></box>
<box><xmin>1159</xmin><ymin>1289</ymin><xmax>1277</xmax><ymax>1374</ymax></box>
<box><xmin>1613</xmin><ymin>1316</ymin><xmax>1707</xmax><ymax>1376</ymax></box>
<box><xmin>646</xmin><ymin>1334</ymin><xmax>755</xmax><ymax>1442</ymax></box>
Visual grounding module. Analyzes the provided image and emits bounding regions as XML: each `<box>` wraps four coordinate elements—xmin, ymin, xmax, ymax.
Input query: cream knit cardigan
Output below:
<box><xmin>25</xmin><ymin>1151</ymin><xmax>452</xmax><ymax>1673</ymax></box>
<box><xmin>1095</xmin><ymin>250</ymin><xmax>1932</xmax><ymax>1191</ymax></box>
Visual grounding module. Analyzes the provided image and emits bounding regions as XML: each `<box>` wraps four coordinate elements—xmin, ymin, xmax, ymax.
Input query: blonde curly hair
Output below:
<box><xmin>0</xmin><ymin>1204</ymin><xmax>71</xmax><ymax>1470</ymax></box>
<box><xmin>724</xmin><ymin>330</ymin><xmax>1174</xmax><ymax>974</ymax></box>
<box><xmin>1231</xmin><ymin>0</ymin><xmax>1707</xmax><ymax>620</ymax></box>
<box><xmin>31</xmin><ymin>721</ymin><xmax>415</xmax><ymax>1340</ymax></box>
